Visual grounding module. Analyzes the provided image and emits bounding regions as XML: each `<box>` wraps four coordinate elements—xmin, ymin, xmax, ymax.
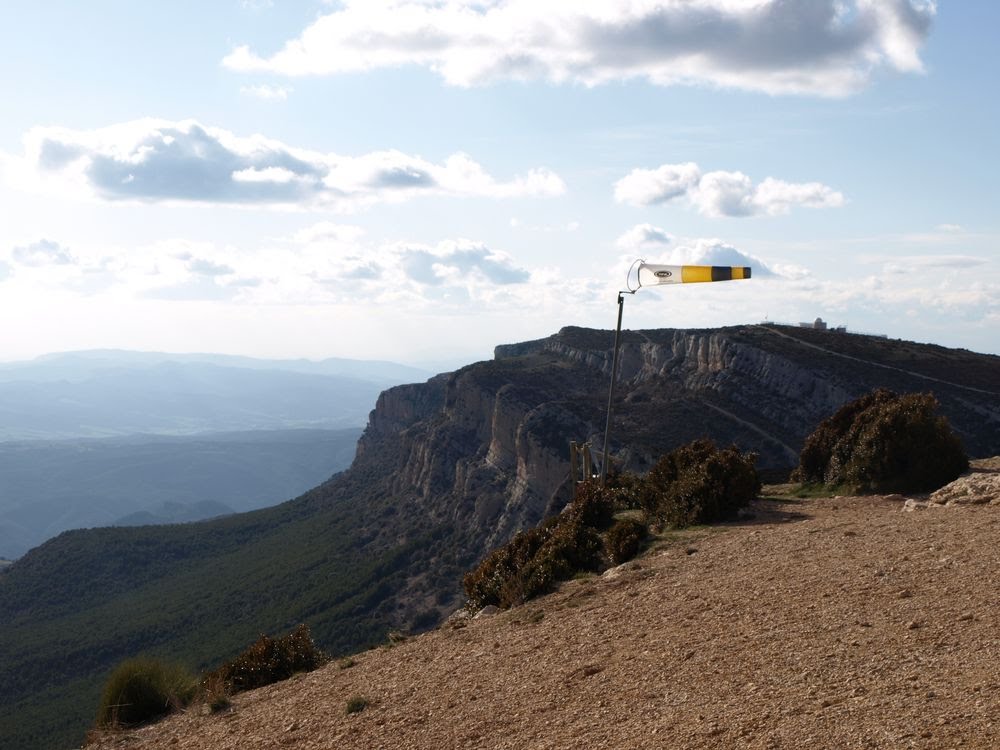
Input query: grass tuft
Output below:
<box><xmin>345</xmin><ymin>695</ymin><xmax>368</xmax><ymax>715</ymax></box>
<box><xmin>93</xmin><ymin>658</ymin><xmax>196</xmax><ymax>731</ymax></box>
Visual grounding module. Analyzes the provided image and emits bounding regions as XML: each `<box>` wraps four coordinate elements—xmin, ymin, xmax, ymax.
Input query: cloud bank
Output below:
<box><xmin>619</xmin><ymin>231</ymin><xmax>777</xmax><ymax>278</ymax></box>
<box><xmin>615</xmin><ymin>162</ymin><xmax>844</xmax><ymax>217</ymax></box>
<box><xmin>0</xmin><ymin>227</ymin><xmax>535</xmax><ymax>308</ymax></box>
<box><xmin>223</xmin><ymin>0</ymin><xmax>935</xmax><ymax>96</ymax></box>
<box><xmin>12</xmin><ymin>239</ymin><xmax>75</xmax><ymax>267</ymax></box>
<box><xmin>17</xmin><ymin>119</ymin><xmax>565</xmax><ymax>210</ymax></box>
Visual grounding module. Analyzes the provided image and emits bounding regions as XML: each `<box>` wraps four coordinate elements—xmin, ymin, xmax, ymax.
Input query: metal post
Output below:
<box><xmin>601</xmin><ymin>292</ymin><xmax>625</xmax><ymax>485</ymax></box>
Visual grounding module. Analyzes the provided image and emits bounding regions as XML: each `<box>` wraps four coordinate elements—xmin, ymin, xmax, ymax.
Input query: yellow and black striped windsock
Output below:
<box><xmin>637</xmin><ymin>262</ymin><xmax>751</xmax><ymax>286</ymax></box>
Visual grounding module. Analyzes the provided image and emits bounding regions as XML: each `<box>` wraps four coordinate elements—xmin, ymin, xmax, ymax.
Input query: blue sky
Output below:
<box><xmin>1</xmin><ymin>1</ymin><xmax>997</xmax><ymax>367</ymax></box>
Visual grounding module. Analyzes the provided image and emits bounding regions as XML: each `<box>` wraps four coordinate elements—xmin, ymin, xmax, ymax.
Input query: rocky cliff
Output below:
<box><xmin>357</xmin><ymin>324</ymin><xmax>1000</xmax><ymax>561</ymax></box>
<box><xmin>4</xmin><ymin>324</ymin><xmax>1000</xmax><ymax>750</ymax></box>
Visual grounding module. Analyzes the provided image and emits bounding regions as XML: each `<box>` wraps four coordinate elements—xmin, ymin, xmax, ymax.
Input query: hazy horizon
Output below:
<box><xmin>2</xmin><ymin>2</ymin><xmax>997</xmax><ymax>362</ymax></box>
<box><xmin>2</xmin><ymin>318</ymin><xmax>1000</xmax><ymax>373</ymax></box>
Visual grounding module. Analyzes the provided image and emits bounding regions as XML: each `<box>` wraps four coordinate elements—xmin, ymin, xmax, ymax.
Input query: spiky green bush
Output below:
<box><xmin>642</xmin><ymin>439</ymin><xmax>760</xmax><ymax>527</ymax></box>
<box><xmin>509</xmin><ymin>517</ymin><xmax>603</xmax><ymax>605</ymax></box>
<box><xmin>563</xmin><ymin>479</ymin><xmax>616</xmax><ymax>528</ymax></box>
<box><xmin>794</xmin><ymin>389</ymin><xmax>897</xmax><ymax>483</ymax></box>
<box><xmin>94</xmin><ymin>657</ymin><xmax>196</xmax><ymax>730</ymax></box>
<box><xmin>602</xmin><ymin>470</ymin><xmax>645</xmax><ymax>511</ymax></box>
<box><xmin>793</xmin><ymin>389</ymin><xmax>968</xmax><ymax>493</ymax></box>
<box><xmin>605</xmin><ymin>518</ymin><xmax>647</xmax><ymax>564</ymax></box>
<box><xmin>202</xmin><ymin>624</ymin><xmax>327</xmax><ymax>695</ymax></box>
<box><xmin>463</xmin><ymin>482</ymin><xmax>610</xmax><ymax>610</ymax></box>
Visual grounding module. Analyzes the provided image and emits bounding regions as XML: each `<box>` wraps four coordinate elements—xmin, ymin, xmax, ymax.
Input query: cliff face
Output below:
<box><xmin>353</xmin><ymin>324</ymin><xmax>1000</xmax><ymax>563</ymax></box>
<box><xmin>539</xmin><ymin>327</ymin><xmax>851</xmax><ymax>448</ymax></box>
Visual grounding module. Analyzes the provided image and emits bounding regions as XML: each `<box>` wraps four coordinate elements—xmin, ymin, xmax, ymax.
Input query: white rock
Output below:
<box><xmin>473</xmin><ymin>605</ymin><xmax>500</xmax><ymax>619</ymax></box>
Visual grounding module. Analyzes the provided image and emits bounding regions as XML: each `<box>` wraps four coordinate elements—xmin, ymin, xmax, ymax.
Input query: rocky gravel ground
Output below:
<box><xmin>89</xmin><ymin>460</ymin><xmax>1000</xmax><ymax>750</ymax></box>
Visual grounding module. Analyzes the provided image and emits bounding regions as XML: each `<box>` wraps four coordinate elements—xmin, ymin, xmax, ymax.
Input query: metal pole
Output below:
<box><xmin>601</xmin><ymin>292</ymin><xmax>625</xmax><ymax>486</ymax></box>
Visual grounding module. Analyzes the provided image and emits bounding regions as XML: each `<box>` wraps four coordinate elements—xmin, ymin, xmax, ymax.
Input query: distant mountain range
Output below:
<box><xmin>0</xmin><ymin>428</ymin><xmax>362</xmax><ymax>559</ymax></box>
<box><xmin>0</xmin><ymin>349</ymin><xmax>431</xmax><ymax>559</ymax></box>
<box><xmin>2</xmin><ymin>326</ymin><xmax>998</xmax><ymax>750</ymax></box>
<box><xmin>0</xmin><ymin>349</ymin><xmax>432</xmax><ymax>440</ymax></box>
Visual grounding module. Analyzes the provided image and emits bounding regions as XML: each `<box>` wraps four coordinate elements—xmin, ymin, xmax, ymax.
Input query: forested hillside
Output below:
<box><xmin>0</xmin><ymin>428</ymin><xmax>361</xmax><ymax>559</ymax></box>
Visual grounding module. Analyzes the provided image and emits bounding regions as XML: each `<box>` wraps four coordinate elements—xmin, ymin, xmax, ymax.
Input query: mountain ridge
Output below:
<box><xmin>0</xmin><ymin>350</ymin><xmax>431</xmax><ymax>441</ymax></box>
<box><xmin>2</xmin><ymin>324</ymin><xmax>999</xmax><ymax>749</ymax></box>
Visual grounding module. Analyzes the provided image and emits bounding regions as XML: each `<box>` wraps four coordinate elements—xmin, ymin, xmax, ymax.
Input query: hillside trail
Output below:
<box><xmin>89</xmin><ymin>462</ymin><xmax>1000</xmax><ymax>750</ymax></box>
<box><xmin>752</xmin><ymin>325</ymin><xmax>1000</xmax><ymax>397</ymax></box>
<box><xmin>699</xmin><ymin>401</ymin><xmax>800</xmax><ymax>464</ymax></box>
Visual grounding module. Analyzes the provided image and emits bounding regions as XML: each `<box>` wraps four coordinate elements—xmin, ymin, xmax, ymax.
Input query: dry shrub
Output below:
<box><xmin>202</xmin><ymin>623</ymin><xmax>327</xmax><ymax>695</ymax></box>
<box><xmin>605</xmin><ymin>518</ymin><xmax>647</xmax><ymax>564</ymax></box>
<box><xmin>642</xmin><ymin>439</ymin><xmax>760</xmax><ymax>527</ymax></box>
<box><xmin>463</xmin><ymin>482</ymin><xmax>609</xmax><ymax>610</ymax></box>
<box><xmin>463</xmin><ymin>439</ymin><xmax>761</xmax><ymax>609</ymax></box>
<box><xmin>793</xmin><ymin>389</ymin><xmax>968</xmax><ymax>493</ymax></box>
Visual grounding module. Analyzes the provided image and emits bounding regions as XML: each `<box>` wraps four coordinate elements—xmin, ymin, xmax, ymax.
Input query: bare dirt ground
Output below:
<box><xmin>90</xmin><ymin>460</ymin><xmax>1000</xmax><ymax>750</ymax></box>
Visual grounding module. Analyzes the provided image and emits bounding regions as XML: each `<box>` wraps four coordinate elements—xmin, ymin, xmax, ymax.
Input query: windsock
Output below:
<box><xmin>637</xmin><ymin>263</ymin><xmax>751</xmax><ymax>286</ymax></box>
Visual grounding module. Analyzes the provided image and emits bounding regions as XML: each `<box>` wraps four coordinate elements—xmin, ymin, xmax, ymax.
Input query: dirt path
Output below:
<box><xmin>700</xmin><ymin>401</ymin><xmax>800</xmax><ymax>464</ymax></box>
<box><xmin>90</xmin><ymin>477</ymin><xmax>1000</xmax><ymax>750</ymax></box>
<box><xmin>753</xmin><ymin>325</ymin><xmax>1000</xmax><ymax>397</ymax></box>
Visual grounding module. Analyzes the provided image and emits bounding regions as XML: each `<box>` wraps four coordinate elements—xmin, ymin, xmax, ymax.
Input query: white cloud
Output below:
<box><xmin>615</xmin><ymin>223</ymin><xmax>674</xmax><ymax>250</ymax></box>
<box><xmin>401</xmin><ymin>241</ymin><xmax>530</xmax><ymax>286</ymax></box>
<box><xmin>0</xmin><ymin>229</ymin><xmax>536</xmax><ymax>311</ymax></box>
<box><xmin>11</xmin><ymin>239</ymin><xmax>75</xmax><ymax>266</ymax></box>
<box><xmin>771</xmin><ymin>275</ymin><xmax>1000</xmax><ymax>332</ymax></box>
<box><xmin>615</xmin><ymin>162</ymin><xmax>844</xmax><ymax>218</ymax></box>
<box><xmin>299</xmin><ymin>236</ymin><xmax>534</xmax><ymax>305</ymax></box>
<box><xmin>222</xmin><ymin>0</ymin><xmax>935</xmax><ymax>96</ymax></box>
<box><xmin>613</xmin><ymin>162</ymin><xmax>700</xmax><ymax>206</ymax></box>
<box><xmin>641</xmin><ymin>237</ymin><xmax>778</xmax><ymax>277</ymax></box>
<box><xmin>187</xmin><ymin>258</ymin><xmax>235</xmax><ymax>276</ymax></box>
<box><xmin>878</xmin><ymin>254</ymin><xmax>990</xmax><ymax>273</ymax></box>
<box><xmin>239</xmin><ymin>83</ymin><xmax>291</xmax><ymax>101</ymax></box>
<box><xmin>289</xmin><ymin>221</ymin><xmax>367</xmax><ymax>245</ymax></box>
<box><xmin>13</xmin><ymin>119</ymin><xmax>565</xmax><ymax>210</ymax></box>
<box><xmin>4</xmin><ymin>225</ymin><xmax>996</xmax><ymax>362</ymax></box>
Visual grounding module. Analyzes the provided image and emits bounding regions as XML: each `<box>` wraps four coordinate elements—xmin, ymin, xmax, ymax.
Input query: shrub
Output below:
<box><xmin>202</xmin><ymin>624</ymin><xmax>327</xmax><ymax>695</ymax></box>
<box><xmin>605</xmin><ymin>518</ymin><xmax>647</xmax><ymax>564</ymax></box>
<box><xmin>793</xmin><ymin>389</ymin><xmax>897</xmax><ymax>484</ymax></box>
<box><xmin>463</xmin><ymin>481</ymin><xmax>610</xmax><ymax>610</ymax></box>
<box><xmin>464</xmin><ymin>443</ymin><xmax>761</xmax><ymax>609</ymax></box>
<box><xmin>793</xmin><ymin>390</ymin><xmax>968</xmax><ymax>493</ymax></box>
<box><xmin>199</xmin><ymin>673</ymin><xmax>231</xmax><ymax>714</ymax></box>
<box><xmin>94</xmin><ymin>657</ymin><xmax>196</xmax><ymax>730</ymax></box>
<box><xmin>643</xmin><ymin>439</ymin><xmax>760</xmax><ymax>527</ymax></box>
<box><xmin>462</xmin><ymin>522</ymin><xmax>551</xmax><ymax>611</ymax></box>
<box><xmin>207</xmin><ymin>691</ymin><xmax>231</xmax><ymax>714</ymax></box>
<box><xmin>508</xmin><ymin>517</ymin><xmax>603</xmax><ymax>606</ymax></box>
<box><xmin>345</xmin><ymin>695</ymin><xmax>368</xmax><ymax>715</ymax></box>
<box><xmin>602</xmin><ymin>471</ymin><xmax>645</xmax><ymax>512</ymax></box>
<box><xmin>564</xmin><ymin>480</ymin><xmax>615</xmax><ymax>528</ymax></box>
